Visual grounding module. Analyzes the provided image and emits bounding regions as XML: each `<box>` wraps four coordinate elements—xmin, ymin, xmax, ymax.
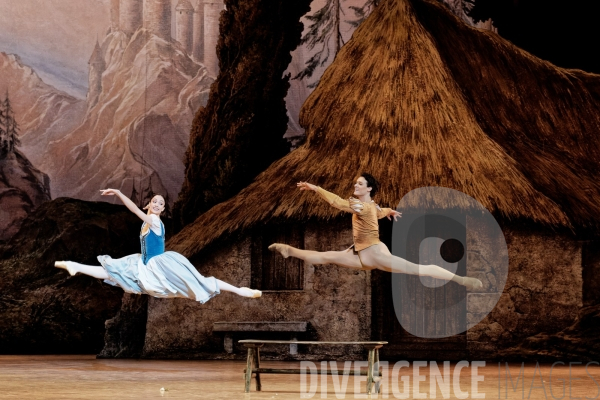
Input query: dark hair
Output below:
<box><xmin>360</xmin><ymin>172</ymin><xmax>379</xmax><ymax>197</ymax></box>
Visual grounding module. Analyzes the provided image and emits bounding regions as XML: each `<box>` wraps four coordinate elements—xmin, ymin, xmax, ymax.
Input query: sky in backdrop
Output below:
<box><xmin>0</xmin><ymin>0</ymin><xmax>112</xmax><ymax>98</ymax></box>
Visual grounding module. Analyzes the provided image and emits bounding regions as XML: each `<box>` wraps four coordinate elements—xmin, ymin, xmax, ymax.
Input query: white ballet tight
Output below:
<box><xmin>215</xmin><ymin>280</ymin><xmax>257</xmax><ymax>298</ymax></box>
<box><xmin>67</xmin><ymin>261</ymin><xmax>109</xmax><ymax>280</ymax></box>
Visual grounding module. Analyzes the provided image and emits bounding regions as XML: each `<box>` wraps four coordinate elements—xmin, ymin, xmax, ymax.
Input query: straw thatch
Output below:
<box><xmin>169</xmin><ymin>0</ymin><xmax>600</xmax><ymax>257</ymax></box>
<box><xmin>412</xmin><ymin>0</ymin><xmax>600</xmax><ymax>229</ymax></box>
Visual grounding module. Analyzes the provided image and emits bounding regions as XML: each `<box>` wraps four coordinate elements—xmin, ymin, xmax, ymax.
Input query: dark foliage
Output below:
<box><xmin>173</xmin><ymin>0</ymin><xmax>312</xmax><ymax>230</ymax></box>
<box><xmin>469</xmin><ymin>0</ymin><xmax>600</xmax><ymax>74</ymax></box>
<box><xmin>0</xmin><ymin>198</ymin><xmax>141</xmax><ymax>354</ymax></box>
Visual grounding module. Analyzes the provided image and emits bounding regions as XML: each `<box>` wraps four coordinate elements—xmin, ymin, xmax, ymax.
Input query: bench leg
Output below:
<box><xmin>375</xmin><ymin>348</ymin><xmax>381</xmax><ymax>394</ymax></box>
<box><xmin>244</xmin><ymin>347</ymin><xmax>254</xmax><ymax>393</ymax></box>
<box><xmin>253</xmin><ymin>347</ymin><xmax>262</xmax><ymax>391</ymax></box>
<box><xmin>366</xmin><ymin>349</ymin><xmax>375</xmax><ymax>394</ymax></box>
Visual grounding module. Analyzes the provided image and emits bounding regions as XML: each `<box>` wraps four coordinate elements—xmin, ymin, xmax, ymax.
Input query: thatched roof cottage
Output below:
<box><xmin>139</xmin><ymin>0</ymin><xmax>600</xmax><ymax>360</ymax></box>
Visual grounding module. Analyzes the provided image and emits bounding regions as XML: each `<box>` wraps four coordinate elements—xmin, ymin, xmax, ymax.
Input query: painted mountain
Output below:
<box><xmin>0</xmin><ymin>52</ymin><xmax>85</xmax><ymax>164</ymax></box>
<box><xmin>38</xmin><ymin>30</ymin><xmax>214</xmax><ymax>206</ymax></box>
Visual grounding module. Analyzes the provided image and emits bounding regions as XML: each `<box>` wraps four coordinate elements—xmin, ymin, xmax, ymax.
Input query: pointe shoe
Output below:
<box><xmin>241</xmin><ymin>287</ymin><xmax>262</xmax><ymax>298</ymax></box>
<box><xmin>463</xmin><ymin>277</ymin><xmax>483</xmax><ymax>290</ymax></box>
<box><xmin>54</xmin><ymin>261</ymin><xmax>77</xmax><ymax>276</ymax></box>
<box><xmin>268</xmin><ymin>243</ymin><xmax>290</xmax><ymax>258</ymax></box>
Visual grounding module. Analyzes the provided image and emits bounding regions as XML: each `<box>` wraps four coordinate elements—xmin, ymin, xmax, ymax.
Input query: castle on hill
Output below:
<box><xmin>86</xmin><ymin>0</ymin><xmax>222</xmax><ymax>109</ymax></box>
<box><xmin>108</xmin><ymin>0</ymin><xmax>223</xmax><ymax>76</ymax></box>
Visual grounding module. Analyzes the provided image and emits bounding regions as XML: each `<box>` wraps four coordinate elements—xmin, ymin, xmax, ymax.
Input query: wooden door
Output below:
<box><xmin>372</xmin><ymin>216</ymin><xmax>467</xmax><ymax>360</ymax></box>
<box><xmin>251</xmin><ymin>224</ymin><xmax>304</xmax><ymax>290</ymax></box>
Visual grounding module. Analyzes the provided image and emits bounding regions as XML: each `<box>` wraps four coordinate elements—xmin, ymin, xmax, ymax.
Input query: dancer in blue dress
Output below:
<box><xmin>54</xmin><ymin>188</ymin><xmax>261</xmax><ymax>302</ymax></box>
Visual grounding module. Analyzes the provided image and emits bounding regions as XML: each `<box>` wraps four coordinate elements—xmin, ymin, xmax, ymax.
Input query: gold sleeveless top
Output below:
<box><xmin>316</xmin><ymin>187</ymin><xmax>392</xmax><ymax>251</ymax></box>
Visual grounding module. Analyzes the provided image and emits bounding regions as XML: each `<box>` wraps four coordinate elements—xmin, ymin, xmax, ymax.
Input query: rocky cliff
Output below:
<box><xmin>0</xmin><ymin>150</ymin><xmax>51</xmax><ymax>241</ymax></box>
<box><xmin>1</xmin><ymin>27</ymin><xmax>214</xmax><ymax>207</ymax></box>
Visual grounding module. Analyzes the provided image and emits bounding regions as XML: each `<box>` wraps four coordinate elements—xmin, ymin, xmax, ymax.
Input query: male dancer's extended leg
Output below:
<box><xmin>268</xmin><ymin>243</ymin><xmax>480</xmax><ymax>288</ymax></box>
<box><xmin>359</xmin><ymin>243</ymin><xmax>483</xmax><ymax>289</ymax></box>
<box><xmin>269</xmin><ymin>244</ymin><xmax>366</xmax><ymax>270</ymax></box>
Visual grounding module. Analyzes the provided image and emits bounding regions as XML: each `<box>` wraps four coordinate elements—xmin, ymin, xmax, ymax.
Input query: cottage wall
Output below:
<box><xmin>582</xmin><ymin>240</ymin><xmax>600</xmax><ymax>306</ymax></box>
<box><xmin>468</xmin><ymin>222</ymin><xmax>582</xmax><ymax>357</ymax></box>
<box><xmin>142</xmin><ymin>219</ymin><xmax>372</xmax><ymax>359</ymax></box>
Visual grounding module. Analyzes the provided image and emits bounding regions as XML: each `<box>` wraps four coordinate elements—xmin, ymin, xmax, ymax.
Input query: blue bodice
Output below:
<box><xmin>140</xmin><ymin>219</ymin><xmax>165</xmax><ymax>264</ymax></box>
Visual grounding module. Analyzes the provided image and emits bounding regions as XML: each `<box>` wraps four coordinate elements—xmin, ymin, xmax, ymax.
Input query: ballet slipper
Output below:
<box><xmin>54</xmin><ymin>261</ymin><xmax>77</xmax><ymax>276</ymax></box>
<box><xmin>240</xmin><ymin>287</ymin><xmax>262</xmax><ymax>298</ymax></box>
<box><xmin>268</xmin><ymin>243</ymin><xmax>290</xmax><ymax>258</ymax></box>
<box><xmin>462</xmin><ymin>277</ymin><xmax>483</xmax><ymax>290</ymax></box>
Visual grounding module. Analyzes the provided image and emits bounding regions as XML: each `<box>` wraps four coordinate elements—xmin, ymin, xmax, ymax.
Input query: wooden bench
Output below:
<box><xmin>212</xmin><ymin>321</ymin><xmax>307</xmax><ymax>354</ymax></box>
<box><xmin>240</xmin><ymin>340</ymin><xmax>387</xmax><ymax>394</ymax></box>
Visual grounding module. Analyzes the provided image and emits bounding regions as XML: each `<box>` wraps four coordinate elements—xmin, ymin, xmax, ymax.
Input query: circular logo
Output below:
<box><xmin>391</xmin><ymin>187</ymin><xmax>508</xmax><ymax>338</ymax></box>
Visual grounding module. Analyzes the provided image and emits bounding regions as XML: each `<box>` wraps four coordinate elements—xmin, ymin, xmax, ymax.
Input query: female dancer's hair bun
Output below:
<box><xmin>360</xmin><ymin>173</ymin><xmax>379</xmax><ymax>197</ymax></box>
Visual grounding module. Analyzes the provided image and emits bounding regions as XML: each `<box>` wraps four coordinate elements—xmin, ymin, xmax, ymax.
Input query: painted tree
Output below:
<box><xmin>294</xmin><ymin>0</ymin><xmax>346</xmax><ymax>87</ymax></box>
<box><xmin>0</xmin><ymin>92</ymin><xmax>20</xmax><ymax>156</ymax></box>
<box><xmin>347</xmin><ymin>0</ymin><xmax>379</xmax><ymax>27</ymax></box>
<box><xmin>438</xmin><ymin>0</ymin><xmax>476</xmax><ymax>25</ymax></box>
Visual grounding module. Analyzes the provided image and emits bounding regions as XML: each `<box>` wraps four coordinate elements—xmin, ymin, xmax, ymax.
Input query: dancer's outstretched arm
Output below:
<box><xmin>298</xmin><ymin>181</ymin><xmax>401</xmax><ymax>221</ymax></box>
<box><xmin>100</xmin><ymin>188</ymin><xmax>153</xmax><ymax>225</ymax></box>
<box><xmin>376</xmin><ymin>206</ymin><xmax>402</xmax><ymax>221</ymax></box>
<box><xmin>297</xmin><ymin>181</ymin><xmax>360</xmax><ymax>213</ymax></box>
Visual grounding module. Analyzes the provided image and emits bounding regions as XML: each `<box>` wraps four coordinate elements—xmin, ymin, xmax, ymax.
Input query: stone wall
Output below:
<box><xmin>468</xmin><ymin>223</ymin><xmax>582</xmax><ymax>358</ymax></box>
<box><xmin>142</xmin><ymin>219</ymin><xmax>372</xmax><ymax>360</ymax></box>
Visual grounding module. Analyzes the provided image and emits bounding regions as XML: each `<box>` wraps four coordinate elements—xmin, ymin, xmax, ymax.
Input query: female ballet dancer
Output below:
<box><xmin>269</xmin><ymin>174</ymin><xmax>483</xmax><ymax>289</ymax></box>
<box><xmin>55</xmin><ymin>188</ymin><xmax>261</xmax><ymax>302</ymax></box>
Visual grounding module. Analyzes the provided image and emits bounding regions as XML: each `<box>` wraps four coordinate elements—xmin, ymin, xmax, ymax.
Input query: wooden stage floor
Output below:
<box><xmin>2</xmin><ymin>355</ymin><xmax>599</xmax><ymax>399</ymax></box>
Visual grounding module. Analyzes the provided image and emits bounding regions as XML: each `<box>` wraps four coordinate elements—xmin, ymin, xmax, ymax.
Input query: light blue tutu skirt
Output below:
<box><xmin>98</xmin><ymin>251</ymin><xmax>220</xmax><ymax>304</ymax></box>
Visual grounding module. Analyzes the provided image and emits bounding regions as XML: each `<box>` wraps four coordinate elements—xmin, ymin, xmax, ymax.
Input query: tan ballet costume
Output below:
<box><xmin>269</xmin><ymin>185</ymin><xmax>483</xmax><ymax>289</ymax></box>
<box><xmin>316</xmin><ymin>186</ymin><xmax>393</xmax><ymax>266</ymax></box>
